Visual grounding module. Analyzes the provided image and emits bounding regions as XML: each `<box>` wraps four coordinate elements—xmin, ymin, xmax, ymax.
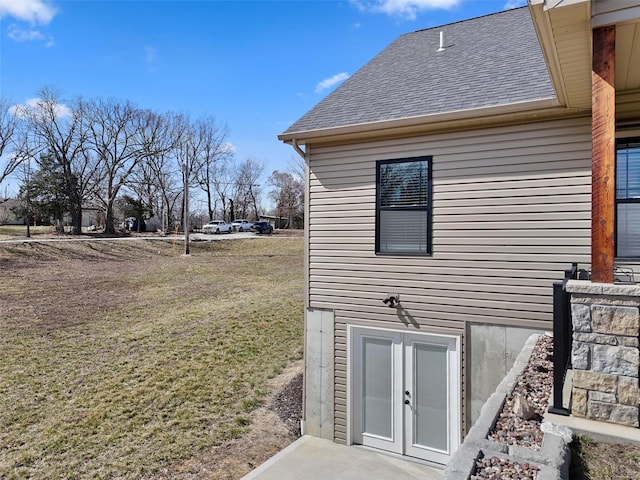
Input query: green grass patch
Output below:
<box><xmin>0</xmin><ymin>238</ymin><xmax>304</xmax><ymax>479</ymax></box>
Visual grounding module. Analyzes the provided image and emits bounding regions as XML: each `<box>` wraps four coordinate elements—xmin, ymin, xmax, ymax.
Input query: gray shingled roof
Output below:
<box><xmin>283</xmin><ymin>7</ymin><xmax>555</xmax><ymax>135</ymax></box>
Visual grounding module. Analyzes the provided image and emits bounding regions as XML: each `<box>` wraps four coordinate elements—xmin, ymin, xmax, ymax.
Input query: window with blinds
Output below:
<box><xmin>376</xmin><ymin>157</ymin><xmax>432</xmax><ymax>255</ymax></box>
<box><xmin>616</xmin><ymin>139</ymin><xmax>640</xmax><ymax>258</ymax></box>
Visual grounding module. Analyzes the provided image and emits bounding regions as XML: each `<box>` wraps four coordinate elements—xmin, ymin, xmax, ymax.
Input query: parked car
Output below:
<box><xmin>231</xmin><ymin>219</ymin><xmax>253</xmax><ymax>232</ymax></box>
<box><xmin>251</xmin><ymin>221</ymin><xmax>273</xmax><ymax>234</ymax></box>
<box><xmin>202</xmin><ymin>220</ymin><xmax>233</xmax><ymax>234</ymax></box>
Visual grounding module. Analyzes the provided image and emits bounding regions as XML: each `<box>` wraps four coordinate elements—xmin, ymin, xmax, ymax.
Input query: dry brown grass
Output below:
<box><xmin>0</xmin><ymin>238</ymin><xmax>303</xmax><ymax>479</ymax></box>
<box><xmin>570</xmin><ymin>435</ymin><xmax>640</xmax><ymax>480</ymax></box>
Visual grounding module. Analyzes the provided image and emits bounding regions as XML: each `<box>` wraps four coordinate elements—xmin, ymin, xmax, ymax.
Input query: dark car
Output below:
<box><xmin>251</xmin><ymin>221</ymin><xmax>273</xmax><ymax>234</ymax></box>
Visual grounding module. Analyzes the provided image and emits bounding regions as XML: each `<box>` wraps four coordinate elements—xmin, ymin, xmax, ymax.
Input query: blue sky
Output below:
<box><xmin>1</xmin><ymin>0</ymin><xmax>525</xmax><ymax>193</ymax></box>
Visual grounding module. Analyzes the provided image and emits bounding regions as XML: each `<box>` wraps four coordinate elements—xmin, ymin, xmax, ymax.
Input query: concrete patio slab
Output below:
<box><xmin>544</xmin><ymin>411</ymin><xmax>640</xmax><ymax>446</ymax></box>
<box><xmin>241</xmin><ymin>436</ymin><xmax>443</xmax><ymax>480</ymax></box>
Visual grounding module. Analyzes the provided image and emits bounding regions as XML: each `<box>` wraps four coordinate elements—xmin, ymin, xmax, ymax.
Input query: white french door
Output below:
<box><xmin>351</xmin><ymin>327</ymin><xmax>460</xmax><ymax>465</ymax></box>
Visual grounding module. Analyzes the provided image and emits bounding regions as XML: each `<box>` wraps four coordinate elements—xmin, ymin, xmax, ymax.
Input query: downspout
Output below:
<box><xmin>290</xmin><ymin>137</ymin><xmax>309</xmax><ymax>436</ymax></box>
<box><xmin>291</xmin><ymin>139</ymin><xmax>306</xmax><ymax>159</ymax></box>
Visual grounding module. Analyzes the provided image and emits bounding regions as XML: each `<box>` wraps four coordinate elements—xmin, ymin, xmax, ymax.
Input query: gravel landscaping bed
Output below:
<box><xmin>488</xmin><ymin>334</ymin><xmax>554</xmax><ymax>449</ymax></box>
<box><xmin>471</xmin><ymin>454</ymin><xmax>540</xmax><ymax>480</ymax></box>
<box><xmin>471</xmin><ymin>334</ymin><xmax>555</xmax><ymax>480</ymax></box>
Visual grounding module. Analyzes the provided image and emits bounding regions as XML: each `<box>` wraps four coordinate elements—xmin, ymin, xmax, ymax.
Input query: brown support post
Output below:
<box><xmin>591</xmin><ymin>25</ymin><xmax>615</xmax><ymax>284</ymax></box>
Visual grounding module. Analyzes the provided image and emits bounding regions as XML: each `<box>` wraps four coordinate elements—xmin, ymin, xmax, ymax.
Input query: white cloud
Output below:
<box><xmin>350</xmin><ymin>0</ymin><xmax>461</xmax><ymax>20</ymax></box>
<box><xmin>503</xmin><ymin>0</ymin><xmax>527</xmax><ymax>9</ymax></box>
<box><xmin>10</xmin><ymin>98</ymin><xmax>71</xmax><ymax>119</ymax></box>
<box><xmin>7</xmin><ymin>24</ymin><xmax>44</xmax><ymax>42</ymax></box>
<box><xmin>315</xmin><ymin>72</ymin><xmax>350</xmax><ymax>94</ymax></box>
<box><xmin>6</xmin><ymin>24</ymin><xmax>54</xmax><ymax>46</ymax></box>
<box><xmin>222</xmin><ymin>142</ymin><xmax>236</xmax><ymax>155</ymax></box>
<box><xmin>0</xmin><ymin>0</ymin><xmax>56</xmax><ymax>25</ymax></box>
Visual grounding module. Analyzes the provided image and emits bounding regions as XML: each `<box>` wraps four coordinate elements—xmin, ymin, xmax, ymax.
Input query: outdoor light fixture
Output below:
<box><xmin>382</xmin><ymin>294</ymin><xmax>400</xmax><ymax>308</ymax></box>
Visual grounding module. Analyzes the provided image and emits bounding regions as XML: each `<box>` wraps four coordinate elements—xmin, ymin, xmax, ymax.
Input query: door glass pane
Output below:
<box><xmin>363</xmin><ymin>337</ymin><xmax>393</xmax><ymax>438</ymax></box>
<box><xmin>414</xmin><ymin>343</ymin><xmax>448</xmax><ymax>451</ymax></box>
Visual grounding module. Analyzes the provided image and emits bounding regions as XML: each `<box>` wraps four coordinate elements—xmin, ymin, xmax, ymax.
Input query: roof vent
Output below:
<box><xmin>437</xmin><ymin>31</ymin><xmax>445</xmax><ymax>52</ymax></box>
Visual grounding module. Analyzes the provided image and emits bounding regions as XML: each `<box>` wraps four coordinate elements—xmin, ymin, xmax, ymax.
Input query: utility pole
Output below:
<box><xmin>182</xmin><ymin>162</ymin><xmax>190</xmax><ymax>256</ymax></box>
<box><xmin>26</xmin><ymin>157</ymin><xmax>31</xmax><ymax>238</ymax></box>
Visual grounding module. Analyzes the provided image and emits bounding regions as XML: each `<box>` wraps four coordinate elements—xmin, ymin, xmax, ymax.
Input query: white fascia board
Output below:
<box><xmin>533</xmin><ymin>0</ymin><xmax>589</xmax><ymax>11</ymax></box>
<box><xmin>278</xmin><ymin>97</ymin><xmax>564</xmax><ymax>144</ymax></box>
<box><xmin>528</xmin><ymin>1</ymin><xmax>568</xmax><ymax>106</ymax></box>
<box><xmin>592</xmin><ymin>4</ymin><xmax>640</xmax><ymax>28</ymax></box>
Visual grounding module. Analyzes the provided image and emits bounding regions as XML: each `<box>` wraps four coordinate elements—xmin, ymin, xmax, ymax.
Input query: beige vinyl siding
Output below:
<box><xmin>308</xmin><ymin>117</ymin><xmax>591</xmax><ymax>313</ymax></box>
<box><xmin>306</xmin><ymin>116</ymin><xmax>591</xmax><ymax>444</ymax></box>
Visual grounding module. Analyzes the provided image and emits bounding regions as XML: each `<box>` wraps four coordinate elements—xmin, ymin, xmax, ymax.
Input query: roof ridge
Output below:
<box><xmin>407</xmin><ymin>5</ymin><xmax>528</xmax><ymax>36</ymax></box>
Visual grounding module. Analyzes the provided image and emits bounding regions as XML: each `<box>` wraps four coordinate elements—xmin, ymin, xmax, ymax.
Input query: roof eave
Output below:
<box><xmin>279</xmin><ymin>97</ymin><xmax>571</xmax><ymax>145</ymax></box>
<box><xmin>527</xmin><ymin>0</ymin><xmax>592</xmax><ymax>110</ymax></box>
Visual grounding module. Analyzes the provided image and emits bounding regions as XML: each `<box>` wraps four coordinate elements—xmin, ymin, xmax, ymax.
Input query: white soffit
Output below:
<box><xmin>591</xmin><ymin>0</ymin><xmax>640</xmax><ymax>93</ymax></box>
<box><xmin>529</xmin><ymin>0</ymin><xmax>592</xmax><ymax>110</ymax></box>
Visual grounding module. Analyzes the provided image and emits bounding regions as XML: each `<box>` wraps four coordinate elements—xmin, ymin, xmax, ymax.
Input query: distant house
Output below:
<box><xmin>279</xmin><ymin>1</ymin><xmax>640</xmax><ymax>465</ymax></box>
<box><xmin>0</xmin><ymin>199</ymin><xmax>25</xmax><ymax>225</ymax></box>
<box><xmin>63</xmin><ymin>205</ymin><xmax>104</xmax><ymax>228</ymax></box>
<box><xmin>0</xmin><ymin>199</ymin><xmax>105</xmax><ymax>229</ymax></box>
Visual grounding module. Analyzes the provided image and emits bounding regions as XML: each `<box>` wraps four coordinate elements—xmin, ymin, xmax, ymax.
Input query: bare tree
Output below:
<box><xmin>268</xmin><ymin>170</ymin><xmax>304</xmax><ymax>229</ymax></box>
<box><xmin>0</xmin><ymin>98</ymin><xmax>25</xmax><ymax>187</ymax></box>
<box><xmin>193</xmin><ymin>117</ymin><xmax>233</xmax><ymax>221</ymax></box>
<box><xmin>141</xmin><ymin>112</ymin><xmax>187</xmax><ymax>233</ymax></box>
<box><xmin>85</xmin><ymin>101</ymin><xmax>171</xmax><ymax>233</ymax></box>
<box><xmin>211</xmin><ymin>159</ymin><xmax>235</xmax><ymax>221</ymax></box>
<box><xmin>144</xmin><ymin>149</ymin><xmax>182</xmax><ymax>233</ymax></box>
<box><xmin>234</xmin><ymin>157</ymin><xmax>265</xmax><ymax>220</ymax></box>
<box><xmin>125</xmin><ymin>109</ymin><xmax>173</xmax><ymax>225</ymax></box>
<box><xmin>286</xmin><ymin>154</ymin><xmax>305</xmax><ymax>228</ymax></box>
<box><xmin>19</xmin><ymin>87</ymin><xmax>97</xmax><ymax>234</ymax></box>
<box><xmin>86</xmin><ymin>98</ymin><xmax>149</xmax><ymax>233</ymax></box>
<box><xmin>287</xmin><ymin>154</ymin><xmax>305</xmax><ymax>182</ymax></box>
<box><xmin>127</xmin><ymin>151</ymin><xmax>162</xmax><ymax>228</ymax></box>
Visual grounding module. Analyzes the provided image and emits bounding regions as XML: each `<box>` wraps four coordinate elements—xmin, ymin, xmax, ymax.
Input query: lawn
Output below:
<box><xmin>0</xmin><ymin>237</ymin><xmax>304</xmax><ymax>479</ymax></box>
<box><xmin>0</xmin><ymin>225</ymin><xmax>56</xmax><ymax>240</ymax></box>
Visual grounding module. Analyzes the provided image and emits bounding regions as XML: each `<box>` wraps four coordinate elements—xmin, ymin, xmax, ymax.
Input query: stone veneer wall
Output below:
<box><xmin>566</xmin><ymin>280</ymin><xmax>640</xmax><ymax>428</ymax></box>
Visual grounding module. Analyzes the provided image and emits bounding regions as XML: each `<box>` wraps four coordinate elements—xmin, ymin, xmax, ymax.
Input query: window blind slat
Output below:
<box><xmin>379</xmin><ymin>210</ymin><xmax>429</xmax><ymax>254</ymax></box>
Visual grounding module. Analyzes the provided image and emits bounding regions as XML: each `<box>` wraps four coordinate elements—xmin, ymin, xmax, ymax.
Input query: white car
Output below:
<box><xmin>232</xmin><ymin>219</ymin><xmax>253</xmax><ymax>232</ymax></box>
<box><xmin>202</xmin><ymin>220</ymin><xmax>233</xmax><ymax>234</ymax></box>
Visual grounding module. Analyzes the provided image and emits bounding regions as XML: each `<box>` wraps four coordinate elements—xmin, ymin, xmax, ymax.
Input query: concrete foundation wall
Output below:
<box><xmin>467</xmin><ymin>324</ymin><xmax>546</xmax><ymax>427</ymax></box>
<box><xmin>304</xmin><ymin>308</ymin><xmax>334</xmax><ymax>440</ymax></box>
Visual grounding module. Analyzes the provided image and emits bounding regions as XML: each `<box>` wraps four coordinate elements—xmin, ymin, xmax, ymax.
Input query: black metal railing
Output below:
<box><xmin>548</xmin><ymin>262</ymin><xmax>578</xmax><ymax>416</ymax></box>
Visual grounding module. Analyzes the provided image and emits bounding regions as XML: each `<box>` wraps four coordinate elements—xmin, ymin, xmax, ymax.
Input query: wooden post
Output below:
<box><xmin>591</xmin><ymin>25</ymin><xmax>615</xmax><ymax>284</ymax></box>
